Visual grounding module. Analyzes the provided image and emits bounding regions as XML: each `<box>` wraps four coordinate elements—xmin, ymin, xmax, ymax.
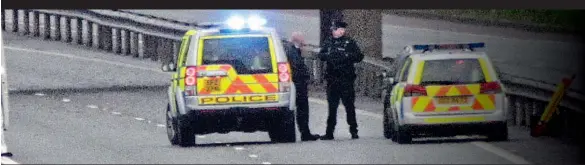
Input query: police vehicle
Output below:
<box><xmin>381</xmin><ymin>43</ymin><xmax>509</xmax><ymax>144</ymax></box>
<box><xmin>161</xmin><ymin>16</ymin><xmax>297</xmax><ymax>147</ymax></box>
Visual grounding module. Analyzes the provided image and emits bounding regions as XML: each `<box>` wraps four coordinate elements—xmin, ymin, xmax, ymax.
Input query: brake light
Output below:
<box><xmin>278</xmin><ymin>62</ymin><xmax>292</xmax><ymax>92</ymax></box>
<box><xmin>480</xmin><ymin>82</ymin><xmax>502</xmax><ymax>94</ymax></box>
<box><xmin>278</xmin><ymin>62</ymin><xmax>291</xmax><ymax>82</ymax></box>
<box><xmin>404</xmin><ymin>84</ymin><xmax>427</xmax><ymax>97</ymax></box>
<box><xmin>185</xmin><ymin>66</ymin><xmax>197</xmax><ymax>86</ymax></box>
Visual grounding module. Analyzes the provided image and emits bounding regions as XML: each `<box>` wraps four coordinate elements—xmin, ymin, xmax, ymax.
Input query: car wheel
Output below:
<box><xmin>173</xmin><ymin>104</ymin><xmax>196</xmax><ymax>147</ymax></box>
<box><xmin>393</xmin><ymin>115</ymin><xmax>412</xmax><ymax>144</ymax></box>
<box><xmin>383</xmin><ymin>103</ymin><xmax>393</xmax><ymax>139</ymax></box>
<box><xmin>487</xmin><ymin>122</ymin><xmax>509</xmax><ymax>142</ymax></box>
<box><xmin>269</xmin><ymin>110</ymin><xmax>296</xmax><ymax>143</ymax></box>
<box><xmin>166</xmin><ymin>104</ymin><xmax>179</xmax><ymax>145</ymax></box>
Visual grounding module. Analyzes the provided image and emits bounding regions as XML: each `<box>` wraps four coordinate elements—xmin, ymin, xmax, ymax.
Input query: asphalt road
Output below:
<box><xmin>120</xmin><ymin>10</ymin><xmax>585</xmax><ymax>92</ymax></box>
<box><xmin>2</xmin><ymin>31</ymin><xmax>583</xmax><ymax>164</ymax></box>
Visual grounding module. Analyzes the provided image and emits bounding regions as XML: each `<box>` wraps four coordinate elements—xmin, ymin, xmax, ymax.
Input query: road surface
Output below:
<box><xmin>2</xmin><ymin>30</ymin><xmax>583</xmax><ymax>164</ymax></box>
<box><xmin>120</xmin><ymin>10</ymin><xmax>585</xmax><ymax>92</ymax></box>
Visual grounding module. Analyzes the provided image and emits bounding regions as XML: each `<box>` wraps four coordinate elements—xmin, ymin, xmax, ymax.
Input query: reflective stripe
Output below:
<box><xmin>426</xmin><ymin>84</ymin><xmax>480</xmax><ymax>97</ymax></box>
<box><xmin>413</xmin><ymin>61</ymin><xmax>425</xmax><ymax>84</ymax></box>
<box><xmin>478</xmin><ymin>58</ymin><xmax>492</xmax><ymax>82</ymax></box>
<box><xmin>411</xmin><ymin>94</ymin><xmax>496</xmax><ymax>112</ymax></box>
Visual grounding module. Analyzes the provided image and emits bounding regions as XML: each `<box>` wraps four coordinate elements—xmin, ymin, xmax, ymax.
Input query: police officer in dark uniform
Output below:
<box><xmin>318</xmin><ymin>21</ymin><xmax>364</xmax><ymax>140</ymax></box>
<box><xmin>284</xmin><ymin>32</ymin><xmax>320</xmax><ymax>141</ymax></box>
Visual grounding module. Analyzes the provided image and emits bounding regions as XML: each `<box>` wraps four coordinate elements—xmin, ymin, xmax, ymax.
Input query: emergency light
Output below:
<box><xmin>413</xmin><ymin>42</ymin><xmax>485</xmax><ymax>51</ymax></box>
<box><xmin>225</xmin><ymin>15</ymin><xmax>267</xmax><ymax>30</ymax></box>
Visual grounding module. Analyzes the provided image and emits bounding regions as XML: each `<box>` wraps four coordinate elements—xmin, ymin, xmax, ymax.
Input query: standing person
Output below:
<box><xmin>284</xmin><ymin>32</ymin><xmax>320</xmax><ymax>141</ymax></box>
<box><xmin>318</xmin><ymin>21</ymin><xmax>364</xmax><ymax>140</ymax></box>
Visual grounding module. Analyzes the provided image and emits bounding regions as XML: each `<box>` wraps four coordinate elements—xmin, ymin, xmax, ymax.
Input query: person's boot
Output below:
<box><xmin>320</xmin><ymin>133</ymin><xmax>334</xmax><ymax>140</ymax></box>
<box><xmin>2</xmin><ymin>152</ymin><xmax>13</xmax><ymax>157</ymax></box>
<box><xmin>301</xmin><ymin>133</ymin><xmax>320</xmax><ymax>141</ymax></box>
<box><xmin>351</xmin><ymin>133</ymin><xmax>359</xmax><ymax>139</ymax></box>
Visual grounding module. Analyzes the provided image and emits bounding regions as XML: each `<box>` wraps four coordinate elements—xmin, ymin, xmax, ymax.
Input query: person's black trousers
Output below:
<box><xmin>295</xmin><ymin>80</ymin><xmax>313</xmax><ymax>136</ymax></box>
<box><xmin>325</xmin><ymin>79</ymin><xmax>358</xmax><ymax>136</ymax></box>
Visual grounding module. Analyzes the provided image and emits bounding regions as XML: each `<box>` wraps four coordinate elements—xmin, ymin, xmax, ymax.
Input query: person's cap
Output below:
<box><xmin>331</xmin><ymin>21</ymin><xmax>348</xmax><ymax>29</ymax></box>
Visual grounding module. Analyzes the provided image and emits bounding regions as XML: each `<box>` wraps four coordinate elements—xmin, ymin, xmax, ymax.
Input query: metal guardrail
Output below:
<box><xmin>2</xmin><ymin>9</ymin><xmax>583</xmax><ymax>133</ymax></box>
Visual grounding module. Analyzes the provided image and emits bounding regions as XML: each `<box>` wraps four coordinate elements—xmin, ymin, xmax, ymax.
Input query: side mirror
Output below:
<box><xmin>388</xmin><ymin>77</ymin><xmax>395</xmax><ymax>85</ymax></box>
<box><xmin>161</xmin><ymin>62</ymin><xmax>176</xmax><ymax>72</ymax></box>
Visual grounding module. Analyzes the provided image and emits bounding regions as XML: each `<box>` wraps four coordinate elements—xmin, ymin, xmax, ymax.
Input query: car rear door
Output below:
<box><xmin>408</xmin><ymin>57</ymin><xmax>503</xmax><ymax>116</ymax></box>
<box><xmin>195</xmin><ymin>35</ymin><xmax>281</xmax><ymax>105</ymax></box>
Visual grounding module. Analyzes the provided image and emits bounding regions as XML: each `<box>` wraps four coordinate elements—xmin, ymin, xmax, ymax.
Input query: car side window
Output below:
<box><xmin>399</xmin><ymin>58</ymin><xmax>412</xmax><ymax>82</ymax></box>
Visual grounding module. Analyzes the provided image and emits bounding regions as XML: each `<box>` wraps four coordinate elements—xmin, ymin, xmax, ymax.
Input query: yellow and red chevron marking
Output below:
<box><xmin>426</xmin><ymin>84</ymin><xmax>480</xmax><ymax>97</ymax></box>
<box><xmin>411</xmin><ymin>94</ymin><xmax>496</xmax><ymax>112</ymax></box>
<box><xmin>196</xmin><ymin>64</ymin><xmax>279</xmax><ymax>95</ymax></box>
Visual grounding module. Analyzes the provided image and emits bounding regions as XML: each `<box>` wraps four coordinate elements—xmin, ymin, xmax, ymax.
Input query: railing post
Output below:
<box><xmin>17</xmin><ymin>9</ymin><xmax>29</xmax><ymax>35</ymax></box>
<box><xmin>81</xmin><ymin>19</ymin><xmax>90</xmax><ymax>46</ymax></box>
<box><xmin>28</xmin><ymin>11</ymin><xmax>38</xmax><ymax>37</ymax></box>
<box><xmin>4</xmin><ymin>9</ymin><xmax>17</xmax><ymax>32</ymax></box>
<box><xmin>49</xmin><ymin>15</ymin><xmax>60</xmax><ymax>40</ymax></box>
<box><xmin>507</xmin><ymin>96</ymin><xmax>516</xmax><ymax>125</ymax></box>
<box><xmin>38</xmin><ymin>13</ymin><xmax>49</xmax><ymax>39</ymax></box>
<box><xmin>515</xmin><ymin>97</ymin><xmax>525</xmax><ymax>126</ymax></box>
<box><xmin>138</xmin><ymin>33</ymin><xmax>146</xmax><ymax>58</ymax></box>
<box><xmin>120</xmin><ymin>29</ymin><xmax>129</xmax><ymax>55</ymax></box>
<box><xmin>1</xmin><ymin>10</ymin><xmax>5</xmax><ymax>31</ymax></box>
<box><xmin>91</xmin><ymin>23</ymin><xmax>100</xmax><ymax>49</ymax></box>
<box><xmin>60</xmin><ymin>16</ymin><xmax>70</xmax><ymax>42</ymax></box>
<box><xmin>70</xmin><ymin>18</ymin><xmax>80</xmax><ymax>44</ymax></box>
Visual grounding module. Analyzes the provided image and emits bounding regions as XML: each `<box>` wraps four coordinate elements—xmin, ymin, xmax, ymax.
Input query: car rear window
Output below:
<box><xmin>420</xmin><ymin>59</ymin><xmax>486</xmax><ymax>85</ymax></box>
<box><xmin>201</xmin><ymin>37</ymin><xmax>273</xmax><ymax>74</ymax></box>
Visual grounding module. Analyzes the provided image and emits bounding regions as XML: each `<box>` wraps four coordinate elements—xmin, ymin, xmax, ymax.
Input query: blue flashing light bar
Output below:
<box><xmin>413</xmin><ymin>42</ymin><xmax>485</xmax><ymax>51</ymax></box>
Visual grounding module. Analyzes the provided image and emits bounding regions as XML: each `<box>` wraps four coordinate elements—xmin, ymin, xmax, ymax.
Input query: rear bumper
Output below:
<box><xmin>184</xmin><ymin>92</ymin><xmax>293</xmax><ymax>110</ymax></box>
<box><xmin>401</xmin><ymin>109</ymin><xmax>507</xmax><ymax>126</ymax></box>
<box><xmin>184</xmin><ymin>107</ymin><xmax>292</xmax><ymax>134</ymax></box>
<box><xmin>403</xmin><ymin>121</ymin><xmax>506</xmax><ymax>137</ymax></box>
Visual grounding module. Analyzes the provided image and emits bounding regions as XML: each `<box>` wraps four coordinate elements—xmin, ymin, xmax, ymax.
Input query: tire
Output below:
<box><xmin>393</xmin><ymin>116</ymin><xmax>412</xmax><ymax>144</ymax></box>
<box><xmin>166</xmin><ymin>103</ymin><xmax>196</xmax><ymax>147</ymax></box>
<box><xmin>487</xmin><ymin>122</ymin><xmax>509</xmax><ymax>142</ymax></box>
<box><xmin>383</xmin><ymin>102</ymin><xmax>393</xmax><ymax>139</ymax></box>
<box><xmin>166</xmin><ymin>104</ymin><xmax>179</xmax><ymax>145</ymax></box>
<box><xmin>269</xmin><ymin>110</ymin><xmax>296</xmax><ymax>143</ymax></box>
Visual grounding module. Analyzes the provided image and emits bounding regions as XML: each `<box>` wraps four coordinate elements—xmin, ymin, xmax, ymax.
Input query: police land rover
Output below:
<box><xmin>161</xmin><ymin>16</ymin><xmax>297</xmax><ymax>147</ymax></box>
<box><xmin>382</xmin><ymin>43</ymin><xmax>509</xmax><ymax>144</ymax></box>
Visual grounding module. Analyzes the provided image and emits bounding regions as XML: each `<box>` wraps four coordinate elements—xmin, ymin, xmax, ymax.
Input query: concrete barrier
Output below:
<box><xmin>28</xmin><ymin>11</ymin><xmax>38</xmax><ymax>37</ymax></box>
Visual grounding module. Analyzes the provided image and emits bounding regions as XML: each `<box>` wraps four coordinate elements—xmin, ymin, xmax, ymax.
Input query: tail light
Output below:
<box><xmin>480</xmin><ymin>82</ymin><xmax>502</xmax><ymax>94</ymax></box>
<box><xmin>404</xmin><ymin>84</ymin><xmax>427</xmax><ymax>97</ymax></box>
<box><xmin>185</xmin><ymin>66</ymin><xmax>197</xmax><ymax>96</ymax></box>
<box><xmin>278</xmin><ymin>62</ymin><xmax>292</xmax><ymax>92</ymax></box>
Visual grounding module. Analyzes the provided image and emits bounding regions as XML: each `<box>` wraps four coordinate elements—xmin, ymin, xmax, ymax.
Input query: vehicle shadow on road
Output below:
<box><xmin>191</xmin><ymin>141</ymin><xmax>275</xmax><ymax>148</ymax></box>
<box><xmin>408</xmin><ymin>137</ymin><xmax>521</xmax><ymax>145</ymax></box>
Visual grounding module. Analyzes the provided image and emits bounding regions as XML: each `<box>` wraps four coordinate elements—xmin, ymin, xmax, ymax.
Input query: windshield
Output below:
<box><xmin>420</xmin><ymin>59</ymin><xmax>486</xmax><ymax>85</ymax></box>
<box><xmin>201</xmin><ymin>36</ymin><xmax>274</xmax><ymax>74</ymax></box>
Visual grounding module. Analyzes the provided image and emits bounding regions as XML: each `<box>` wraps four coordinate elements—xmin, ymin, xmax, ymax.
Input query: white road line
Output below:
<box><xmin>134</xmin><ymin>117</ymin><xmax>145</xmax><ymax>121</ymax></box>
<box><xmin>86</xmin><ymin>105</ymin><xmax>98</xmax><ymax>109</ymax></box>
<box><xmin>261</xmin><ymin>162</ymin><xmax>271</xmax><ymax>165</ymax></box>
<box><xmin>4</xmin><ymin>46</ymin><xmax>163</xmax><ymax>73</ymax></box>
<box><xmin>234</xmin><ymin>147</ymin><xmax>244</xmax><ymax>151</ymax></box>
<box><xmin>34</xmin><ymin>93</ymin><xmax>45</xmax><ymax>96</ymax></box>
<box><xmin>308</xmin><ymin>97</ymin><xmax>531</xmax><ymax>164</ymax></box>
<box><xmin>156</xmin><ymin>124</ymin><xmax>166</xmax><ymax>127</ymax></box>
<box><xmin>1</xmin><ymin>157</ymin><xmax>20</xmax><ymax>164</ymax></box>
<box><xmin>248</xmin><ymin>154</ymin><xmax>258</xmax><ymax>158</ymax></box>
<box><xmin>307</xmin><ymin>98</ymin><xmax>382</xmax><ymax>119</ymax></box>
<box><xmin>62</xmin><ymin>98</ymin><xmax>71</xmax><ymax>102</ymax></box>
<box><xmin>111</xmin><ymin>112</ymin><xmax>122</xmax><ymax>115</ymax></box>
<box><xmin>471</xmin><ymin>141</ymin><xmax>532</xmax><ymax>164</ymax></box>
<box><xmin>196</xmin><ymin>135</ymin><xmax>206</xmax><ymax>139</ymax></box>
